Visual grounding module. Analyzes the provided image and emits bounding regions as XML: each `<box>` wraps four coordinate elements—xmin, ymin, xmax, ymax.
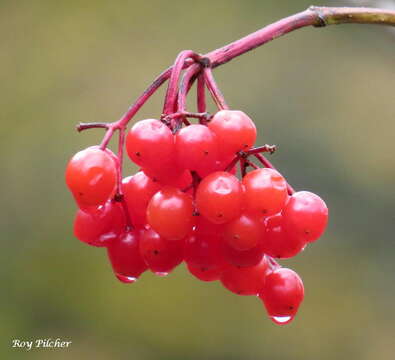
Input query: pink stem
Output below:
<box><xmin>163</xmin><ymin>50</ymin><xmax>201</xmax><ymax>115</ymax></box>
<box><xmin>116</xmin><ymin>128</ymin><xmax>133</xmax><ymax>230</ymax></box>
<box><xmin>77</xmin><ymin>122</ymin><xmax>109</xmax><ymax>132</ymax></box>
<box><xmin>203</xmin><ymin>67</ymin><xmax>228</xmax><ymax>110</ymax></box>
<box><xmin>177</xmin><ymin>64</ymin><xmax>201</xmax><ymax>113</ymax></box>
<box><xmin>99</xmin><ymin>6</ymin><xmax>395</xmax><ymax>137</ymax></box>
<box><xmin>197</xmin><ymin>72</ymin><xmax>206</xmax><ymax>113</ymax></box>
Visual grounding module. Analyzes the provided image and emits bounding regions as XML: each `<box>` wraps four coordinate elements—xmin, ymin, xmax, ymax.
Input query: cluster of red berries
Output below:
<box><xmin>66</xmin><ymin>109</ymin><xmax>328</xmax><ymax>325</ymax></box>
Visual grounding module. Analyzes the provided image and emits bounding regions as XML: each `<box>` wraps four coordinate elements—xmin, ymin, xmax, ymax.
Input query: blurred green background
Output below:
<box><xmin>1</xmin><ymin>0</ymin><xmax>394</xmax><ymax>359</ymax></box>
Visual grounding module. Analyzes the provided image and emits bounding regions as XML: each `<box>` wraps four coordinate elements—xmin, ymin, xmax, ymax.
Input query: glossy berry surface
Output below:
<box><xmin>222</xmin><ymin>239</ymin><xmax>264</xmax><ymax>268</ymax></box>
<box><xmin>147</xmin><ymin>186</ymin><xmax>194</xmax><ymax>240</ymax></box>
<box><xmin>186</xmin><ymin>262</ymin><xmax>227</xmax><ymax>282</ymax></box>
<box><xmin>282</xmin><ymin>191</ymin><xmax>328</xmax><ymax>243</ymax></box>
<box><xmin>126</xmin><ymin>119</ymin><xmax>175</xmax><ymax>171</ymax></box>
<box><xmin>242</xmin><ymin>168</ymin><xmax>288</xmax><ymax>216</ymax></box>
<box><xmin>220</xmin><ymin>256</ymin><xmax>269</xmax><ymax>295</ymax></box>
<box><xmin>65</xmin><ymin>147</ymin><xmax>117</xmax><ymax>207</ymax></box>
<box><xmin>259</xmin><ymin>268</ymin><xmax>304</xmax><ymax>324</ymax></box>
<box><xmin>196</xmin><ymin>171</ymin><xmax>243</xmax><ymax>224</ymax></box>
<box><xmin>184</xmin><ymin>231</ymin><xmax>225</xmax><ymax>270</ymax></box>
<box><xmin>74</xmin><ymin>201</ymin><xmax>125</xmax><ymax>247</ymax></box>
<box><xmin>175</xmin><ymin>124</ymin><xmax>218</xmax><ymax>176</ymax></box>
<box><xmin>223</xmin><ymin>213</ymin><xmax>265</xmax><ymax>251</ymax></box>
<box><xmin>107</xmin><ymin>231</ymin><xmax>148</xmax><ymax>283</ymax></box>
<box><xmin>263</xmin><ymin>214</ymin><xmax>306</xmax><ymax>258</ymax></box>
<box><xmin>208</xmin><ymin>110</ymin><xmax>256</xmax><ymax>158</ymax></box>
<box><xmin>139</xmin><ymin>227</ymin><xmax>185</xmax><ymax>274</ymax></box>
<box><xmin>122</xmin><ymin>172</ymin><xmax>162</xmax><ymax>226</ymax></box>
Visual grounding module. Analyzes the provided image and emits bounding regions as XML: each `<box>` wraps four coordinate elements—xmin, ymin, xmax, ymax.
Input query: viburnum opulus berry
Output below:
<box><xmin>208</xmin><ymin>110</ymin><xmax>257</xmax><ymax>158</ymax></box>
<box><xmin>139</xmin><ymin>227</ymin><xmax>185</xmax><ymax>275</ymax></box>
<box><xmin>263</xmin><ymin>213</ymin><xmax>306</xmax><ymax>259</ymax></box>
<box><xmin>242</xmin><ymin>168</ymin><xmax>288</xmax><ymax>216</ymax></box>
<box><xmin>282</xmin><ymin>191</ymin><xmax>328</xmax><ymax>243</ymax></box>
<box><xmin>126</xmin><ymin>118</ymin><xmax>175</xmax><ymax>170</ymax></box>
<box><xmin>122</xmin><ymin>171</ymin><xmax>162</xmax><ymax>227</ymax></box>
<box><xmin>74</xmin><ymin>200</ymin><xmax>125</xmax><ymax>247</ymax></box>
<box><xmin>175</xmin><ymin>124</ymin><xmax>218</xmax><ymax>177</ymax></box>
<box><xmin>259</xmin><ymin>268</ymin><xmax>304</xmax><ymax>325</ymax></box>
<box><xmin>146</xmin><ymin>186</ymin><xmax>195</xmax><ymax>240</ymax></box>
<box><xmin>220</xmin><ymin>256</ymin><xmax>269</xmax><ymax>295</ymax></box>
<box><xmin>195</xmin><ymin>171</ymin><xmax>243</xmax><ymax>224</ymax></box>
<box><xmin>223</xmin><ymin>213</ymin><xmax>265</xmax><ymax>251</ymax></box>
<box><xmin>65</xmin><ymin>146</ymin><xmax>117</xmax><ymax>208</ymax></box>
<box><xmin>107</xmin><ymin>231</ymin><xmax>148</xmax><ymax>283</ymax></box>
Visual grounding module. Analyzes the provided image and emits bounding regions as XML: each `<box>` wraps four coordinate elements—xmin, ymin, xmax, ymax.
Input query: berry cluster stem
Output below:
<box><xmin>77</xmin><ymin>5</ymin><xmax>395</xmax><ymax>211</ymax></box>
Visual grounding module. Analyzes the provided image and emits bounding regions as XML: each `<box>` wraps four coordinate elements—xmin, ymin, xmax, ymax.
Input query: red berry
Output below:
<box><xmin>222</xmin><ymin>239</ymin><xmax>264</xmax><ymax>267</ymax></box>
<box><xmin>186</xmin><ymin>262</ymin><xmax>227</xmax><ymax>282</ymax></box>
<box><xmin>65</xmin><ymin>146</ymin><xmax>117</xmax><ymax>207</ymax></box>
<box><xmin>242</xmin><ymin>168</ymin><xmax>288</xmax><ymax>216</ymax></box>
<box><xmin>208</xmin><ymin>110</ymin><xmax>256</xmax><ymax>158</ymax></box>
<box><xmin>142</xmin><ymin>166</ymin><xmax>192</xmax><ymax>188</ymax></box>
<box><xmin>107</xmin><ymin>231</ymin><xmax>148</xmax><ymax>283</ymax></box>
<box><xmin>184</xmin><ymin>232</ymin><xmax>225</xmax><ymax>270</ymax></box>
<box><xmin>282</xmin><ymin>191</ymin><xmax>328</xmax><ymax>243</ymax></box>
<box><xmin>126</xmin><ymin>119</ymin><xmax>175</xmax><ymax>170</ymax></box>
<box><xmin>220</xmin><ymin>256</ymin><xmax>269</xmax><ymax>295</ymax></box>
<box><xmin>263</xmin><ymin>214</ymin><xmax>306</xmax><ymax>258</ymax></box>
<box><xmin>195</xmin><ymin>215</ymin><xmax>225</xmax><ymax>235</ymax></box>
<box><xmin>196</xmin><ymin>171</ymin><xmax>243</xmax><ymax>224</ymax></box>
<box><xmin>259</xmin><ymin>268</ymin><xmax>304</xmax><ymax>325</ymax></box>
<box><xmin>122</xmin><ymin>172</ymin><xmax>162</xmax><ymax>226</ymax></box>
<box><xmin>224</xmin><ymin>213</ymin><xmax>265</xmax><ymax>251</ymax></box>
<box><xmin>74</xmin><ymin>201</ymin><xmax>125</xmax><ymax>247</ymax></box>
<box><xmin>147</xmin><ymin>186</ymin><xmax>194</xmax><ymax>240</ymax></box>
<box><xmin>139</xmin><ymin>227</ymin><xmax>185</xmax><ymax>274</ymax></box>
<box><xmin>175</xmin><ymin>124</ymin><xmax>218</xmax><ymax>177</ymax></box>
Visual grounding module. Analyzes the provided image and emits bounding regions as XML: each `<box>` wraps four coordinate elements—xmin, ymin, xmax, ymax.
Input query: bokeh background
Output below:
<box><xmin>1</xmin><ymin>0</ymin><xmax>394</xmax><ymax>359</ymax></box>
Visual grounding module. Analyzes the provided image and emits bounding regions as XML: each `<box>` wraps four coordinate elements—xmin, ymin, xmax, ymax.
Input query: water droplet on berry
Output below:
<box><xmin>154</xmin><ymin>271</ymin><xmax>169</xmax><ymax>277</ymax></box>
<box><xmin>116</xmin><ymin>274</ymin><xmax>137</xmax><ymax>283</ymax></box>
<box><xmin>270</xmin><ymin>315</ymin><xmax>293</xmax><ymax>325</ymax></box>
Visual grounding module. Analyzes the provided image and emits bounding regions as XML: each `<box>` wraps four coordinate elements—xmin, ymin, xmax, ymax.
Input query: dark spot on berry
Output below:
<box><xmin>217</xmin><ymin>213</ymin><xmax>223</xmax><ymax>218</ymax></box>
<box><xmin>304</xmin><ymin>229</ymin><xmax>310</xmax><ymax>234</ymax></box>
<box><xmin>243</xmin><ymin>144</ymin><xmax>248</xmax><ymax>148</ymax></box>
<box><xmin>79</xmin><ymin>192</ymin><xmax>83</xmax><ymax>196</ymax></box>
<box><xmin>135</xmin><ymin>152</ymin><xmax>141</xmax><ymax>157</ymax></box>
<box><xmin>237</xmin><ymin>290</ymin><xmax>242</xmax><ymax>294</ymax></box>
<box><xmin>289</xmin><ymin>306</ymin><xmax>294</xmax><ymax>310</ymax></box>
<box><xmin>153</xmin><ymin>250</ymin><xmax>159</xmax><ymax>255</ymax></box>
<box><xmin>201</xmin><ymin>267</ymin><xmax>208</xmax><ymax>272</ymax></box>
<box><xmin>262</xmin><ymin>209</ymin><xmax>268</xmax><ymax>214</ymax></box>
<box><xmin>204</xmin><ymin>150</ymin><xmax>209</xmax><ymax>155</ymax></box>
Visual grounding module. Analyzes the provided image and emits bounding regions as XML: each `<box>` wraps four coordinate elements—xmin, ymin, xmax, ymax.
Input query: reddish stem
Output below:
<box><xmin>177</xmin><ymin>64</ymin><xmax>201</xmax><ymax>113</ymax></box>
<box><xmin>163</xmin><ymin>50</ymin><xmax>201</xmax><ymax>115</ymax></box>
<box><xmin>203</xmin><ymin>67</ymin><xmax>228</xmax><ymax>110</ymax></box>
<box><xmin>116</xmin><ymin>129</ymin><xmax>133</xmax><ymax>230</ymax></box>
<box><xmin>197</xmin><ymin>72</ymin><xmax>206</xmax><ymax>113</ymax></box>
<box><xmin>77</xmin><ymin>122</ymin><xmax>109</xmax><ymax>132</ymax></box>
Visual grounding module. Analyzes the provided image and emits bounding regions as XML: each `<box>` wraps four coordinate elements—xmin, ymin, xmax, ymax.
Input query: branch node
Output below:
<box><xmin>309</xmin><ymin>6</ymin><xmax>327</xmax><ymax>27</ymax></box>
<box><xmin>198</xmin><ymin>57</ymin><xmax>211</xmax><ymax>68</ymax></box>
